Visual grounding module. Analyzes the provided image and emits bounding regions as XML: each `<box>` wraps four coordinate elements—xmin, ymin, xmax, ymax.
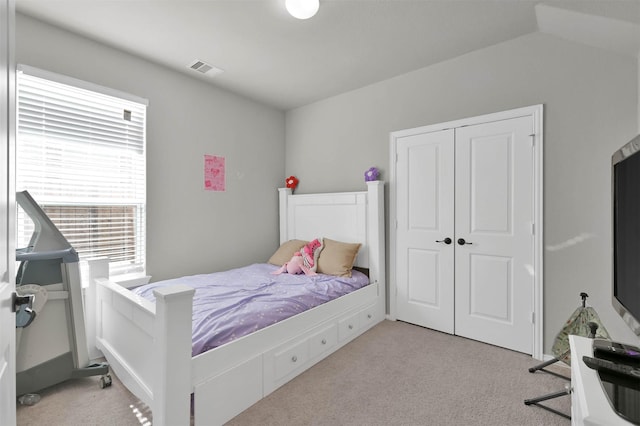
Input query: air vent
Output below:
<box><xmin>187</xmin><ymin>59</ymin><xmax>224</xmax><ymax>77</ymax></box>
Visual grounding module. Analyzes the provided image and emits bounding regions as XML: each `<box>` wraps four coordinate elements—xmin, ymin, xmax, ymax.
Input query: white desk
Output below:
<box><xmin>570</xmin><ymin>335</ymin><xmax>637</xmax><ymax>425</ymax></box>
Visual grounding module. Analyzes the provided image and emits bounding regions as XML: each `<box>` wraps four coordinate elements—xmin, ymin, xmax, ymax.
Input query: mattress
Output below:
<box><xmin>132</xmin><ymin>263</ymin><xmax>370</xmax><ymax>356</ymax></box>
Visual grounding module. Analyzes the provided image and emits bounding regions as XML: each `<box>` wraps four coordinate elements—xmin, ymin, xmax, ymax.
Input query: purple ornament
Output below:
<box><xmin>365</xmin><ymin>167</ymin><xmax>379</xmax><ymax>182</ymax></box>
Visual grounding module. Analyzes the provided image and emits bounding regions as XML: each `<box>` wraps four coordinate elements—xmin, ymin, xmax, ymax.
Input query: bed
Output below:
<box><xmin>84</xmin><ymin>181</ymin><xmax>385</xmax><ymax>426</ymax></box>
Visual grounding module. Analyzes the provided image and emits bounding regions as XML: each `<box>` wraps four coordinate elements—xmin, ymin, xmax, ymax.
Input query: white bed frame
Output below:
<box><xmin>85</xmin><ymin>181</ymin><xmax>385</xmax><ymax>425</ymax></box>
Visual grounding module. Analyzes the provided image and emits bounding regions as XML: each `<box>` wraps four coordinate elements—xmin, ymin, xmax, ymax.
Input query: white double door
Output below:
<box><xmin>395</xmin><ymin>115</ymin><xmax>535</xmax><ymax>354</ymax></box>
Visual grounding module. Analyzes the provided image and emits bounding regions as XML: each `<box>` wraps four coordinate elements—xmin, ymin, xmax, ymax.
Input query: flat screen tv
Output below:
<box><xmin>612</xmin><ymin>134</ymin><xmax>640</xmax><ymax>337</ymax></box>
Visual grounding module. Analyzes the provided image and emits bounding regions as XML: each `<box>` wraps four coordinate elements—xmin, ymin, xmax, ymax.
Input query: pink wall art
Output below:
<box><xmin>204</xmin><ymin>154</ymin><xmax>225</xmax><ymax>192</ymax></box>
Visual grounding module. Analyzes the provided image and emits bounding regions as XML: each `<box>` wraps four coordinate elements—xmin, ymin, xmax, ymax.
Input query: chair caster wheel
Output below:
<box><xmin>99</xmin><ymin>374</ymin><xmax>112</xmax><ymax>389</ymax></box>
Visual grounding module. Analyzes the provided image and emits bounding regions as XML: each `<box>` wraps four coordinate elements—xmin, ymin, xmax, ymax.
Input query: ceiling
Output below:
<box><xmin>15</xmin><ymin>0</ymin><xmax>640</xmax><ymax>111</ymax></box>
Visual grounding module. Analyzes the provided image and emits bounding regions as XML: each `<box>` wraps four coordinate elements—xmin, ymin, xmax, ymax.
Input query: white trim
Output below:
<box><xmin>389</xmin><ymin>104</ymin><xmax>544</xmax><ymax>360</ymax></box>
<box><xmin>17</xmin><ymin>64</ymin><xmax>148</xmax><ymax>106</ymax></box>
<box><xmin>532</xmin><ymin>105</ymin><xmax>544</xmax><ymax>361</ymax></box>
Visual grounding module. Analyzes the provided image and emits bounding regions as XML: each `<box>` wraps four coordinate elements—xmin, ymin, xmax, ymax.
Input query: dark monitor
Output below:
<box><xmin>612</xmin><ymin>134</ymin><xmax>640</xmax><ymax>337</ymax></box>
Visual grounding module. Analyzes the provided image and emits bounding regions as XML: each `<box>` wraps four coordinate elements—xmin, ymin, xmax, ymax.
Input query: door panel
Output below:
<box><xmin>468</xmin><ymin>133</ymin><xmax>511</xmax><ymax>233</ymax></box>
<box><xmin>454</xmin><ymin>117</ymin><xmax>533</xmax><ymax>354</ymax></box>
<box><xmin>407</xmin><ymin>248</ymin><xmax>439</xmax><ymax>305</ymax></box>
<box><xmin>396</xmin><ymin>129</ymin><xmax>454</xmax><ymax>334</ymax></box>
<box><xmin>0</xmin><ymin>0</ymin><xmax>16</xmax><ymax>423</ymax></box>
<box><xmin>468</xmin><ymin>254</ymin><xmax>511</xmax><ymax>322</ymax></box>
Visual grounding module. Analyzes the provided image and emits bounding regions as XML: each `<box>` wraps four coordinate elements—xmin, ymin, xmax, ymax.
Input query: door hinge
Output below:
<box><xmin>529</xmin><ymin>133</ymin><xmax>535</xmax><ymax>147</ymax></box>
<box><xmin>531</xmin><ymin>223</ymin><xmax>535</xmax><ymax>235</ymax></box>
<box><xmin>531</xmin><ymin>312</ymin><xmax>535</xmax><ymax>324</ymax></box>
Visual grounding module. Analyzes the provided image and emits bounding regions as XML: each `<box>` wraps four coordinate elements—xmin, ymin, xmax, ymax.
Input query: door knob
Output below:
<box><xmin>457</xmin><ymin>238</ymin><xmax>473</xmax><ymax>245</ymax></box>
<box><xmin>436</xmin><ymin>238</ymin><xmax>452</xmax><ymax>245</ymax></box>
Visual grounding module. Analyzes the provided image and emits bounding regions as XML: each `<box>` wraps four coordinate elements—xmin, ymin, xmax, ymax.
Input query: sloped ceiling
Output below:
<box><xmin>16</xmin><ymin>0</ymin><xmax>640</xmax><ymax>111</ymax></box>
<box><xmin>536</xmin><ymin>3</ymin><xmax>640</xmax><ymax>57</ymax></box>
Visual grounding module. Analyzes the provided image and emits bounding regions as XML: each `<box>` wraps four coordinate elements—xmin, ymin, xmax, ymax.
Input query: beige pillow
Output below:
<box><xmin>317</xmin><ymin>238</ymin><xmax>362</xmax><ymax>277</ymax></box>
<box><xmin>268</xmin><ymin>239</ymin><xmax>308</xmax><ymax>266</ymax></box>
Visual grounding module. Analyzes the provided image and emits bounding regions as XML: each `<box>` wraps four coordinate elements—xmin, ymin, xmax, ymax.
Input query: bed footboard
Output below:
<box><xmin>85</xmin><ymin>259</ymin><xmax>195</xmax><ymax>426</ymax></box>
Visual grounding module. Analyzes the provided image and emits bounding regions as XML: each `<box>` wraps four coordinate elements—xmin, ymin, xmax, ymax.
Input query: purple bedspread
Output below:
<box><xmin>132</xmin><ymin>263</ymin><xmax>369</xmax><ymax>356</ymax></box>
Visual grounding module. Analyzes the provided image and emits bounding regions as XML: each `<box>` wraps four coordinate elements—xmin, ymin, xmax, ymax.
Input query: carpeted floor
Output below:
<box><xmin>17</xmin><ymin>320</ymin><xmax>571</xmax><ymax>425</ymax></box>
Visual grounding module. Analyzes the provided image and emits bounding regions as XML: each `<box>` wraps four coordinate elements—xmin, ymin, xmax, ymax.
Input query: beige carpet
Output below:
<box><xmin>16</xmin><ymin>364</ymin><xmax>151</xmax><ymax>426</ymax></box>
<box><xmin>17</xmin><ymin>320</ymin><xmax>571</xmax><ymax>425</ymax></box>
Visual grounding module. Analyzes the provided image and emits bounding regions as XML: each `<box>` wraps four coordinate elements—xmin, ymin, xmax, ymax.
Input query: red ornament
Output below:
<box><xmin>285</xmin><ymin>175</ymin><xmax>299</xmax><ymax>191</ymax></box>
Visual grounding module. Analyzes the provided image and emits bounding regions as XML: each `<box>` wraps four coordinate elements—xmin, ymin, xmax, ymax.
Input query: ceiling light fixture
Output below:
<box><xmin>285</xmin><ymin>0</ymin><xmax>319</xmax><ymax>20</ymax></box>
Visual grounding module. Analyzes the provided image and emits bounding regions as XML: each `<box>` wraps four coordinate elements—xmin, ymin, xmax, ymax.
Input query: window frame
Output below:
<box><xmin>16</xmin><ymin>64</ymin><xmax>149</xmax><ymax>278</ymax></box>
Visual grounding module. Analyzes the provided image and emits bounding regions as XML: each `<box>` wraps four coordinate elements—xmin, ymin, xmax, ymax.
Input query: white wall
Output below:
<box><xmin>286</xmin><ymin>32</ymin><xmax>640</xmax><ymax>352</ymax></box>
<box><xmin>16</xmin><ymin>14</ymin><xmax>286</xmax><ymax>282</ymax></box>
<box><xmin>15</xmin><ymin>12</ymin><xmax>640</xmax><ymax>353</ymax></box>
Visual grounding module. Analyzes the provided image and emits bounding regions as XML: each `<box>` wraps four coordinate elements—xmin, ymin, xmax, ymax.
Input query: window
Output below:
<box><xmin>16</xmin><ymin>65</ymin><xmax>148</xmax><ymax>277</ymax></box>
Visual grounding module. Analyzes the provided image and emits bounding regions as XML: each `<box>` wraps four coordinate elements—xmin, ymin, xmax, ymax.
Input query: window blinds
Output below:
<box><xmin>16</xmin><ymin>67</ymin><xmax>148</xmax><ymax>276</ymax></box>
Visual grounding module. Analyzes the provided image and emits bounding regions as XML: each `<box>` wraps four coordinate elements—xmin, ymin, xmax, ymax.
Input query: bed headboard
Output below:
<box><xmin>278</xmin><ymin>181</ymin><xmax>384</xmax><ymax>284</ymax></box>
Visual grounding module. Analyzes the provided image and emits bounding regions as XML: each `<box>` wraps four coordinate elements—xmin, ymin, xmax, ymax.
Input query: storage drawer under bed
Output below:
<box><xmin>263</xmin><ymin>302</ymin><xmax>378</xmax><ymax>396</ymax></box>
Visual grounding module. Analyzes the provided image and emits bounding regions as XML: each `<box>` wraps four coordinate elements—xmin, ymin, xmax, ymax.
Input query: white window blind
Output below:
<box><xmin>16</xmin><ymin>66</ymin><xmax>148</xmax><ymax>277</ymax></box>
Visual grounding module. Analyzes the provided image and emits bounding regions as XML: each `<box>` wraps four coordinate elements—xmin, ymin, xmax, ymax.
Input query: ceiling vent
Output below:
<box><xmin>187</xmin><ymin>60</ymin><xmax>224</xmax><ymax>77</ymax></box>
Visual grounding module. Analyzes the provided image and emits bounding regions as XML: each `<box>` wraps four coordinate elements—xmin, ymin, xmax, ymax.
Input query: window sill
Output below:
<box><xmin>113</xmin><ymin>273</ymin><xmax>152</xmax><ymax>289</ymax></box>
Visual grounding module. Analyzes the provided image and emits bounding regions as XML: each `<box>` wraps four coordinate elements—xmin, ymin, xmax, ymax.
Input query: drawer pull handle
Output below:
<box><xmin>291</xmin><ymin>355</ymin><xmax>297</xmax><ymax>362</ymax></box>
<box><xmin>321</xmin><ymin>339</ymin><xmax>327</xmax><ymax>345</ymax></box>
<box><xmin>348</xmin><ymin>324</ymin><xmax>354</xmax><ymax>330</ymax></box>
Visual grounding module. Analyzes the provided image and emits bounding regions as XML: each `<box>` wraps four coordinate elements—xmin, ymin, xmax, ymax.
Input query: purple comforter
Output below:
<box><xmin>132</xmin><ymin>263</ymin><xmax>369</xmax><ymax>356</ymax></box>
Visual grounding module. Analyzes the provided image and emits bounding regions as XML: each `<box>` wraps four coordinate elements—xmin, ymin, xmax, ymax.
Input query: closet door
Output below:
<box><xmin>395</xmin><ymin>129</ymin><xmax>455</xmax><ymax>334</ymax></box>
<box><xmin>393</xmin><ymin>111</ymin><xmax>539</xmax><ymax>355</ymax></box>
<box><xmin>454</xmin><ymin>117</ymin><xmax>534</xmax><ymax>354</ymax></box>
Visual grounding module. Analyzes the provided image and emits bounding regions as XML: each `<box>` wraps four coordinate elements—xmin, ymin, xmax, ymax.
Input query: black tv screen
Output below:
<box><xmin>612</xmin><ymin>134</ymin><xmax>640</xmax><ymax>336</ymax></box>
